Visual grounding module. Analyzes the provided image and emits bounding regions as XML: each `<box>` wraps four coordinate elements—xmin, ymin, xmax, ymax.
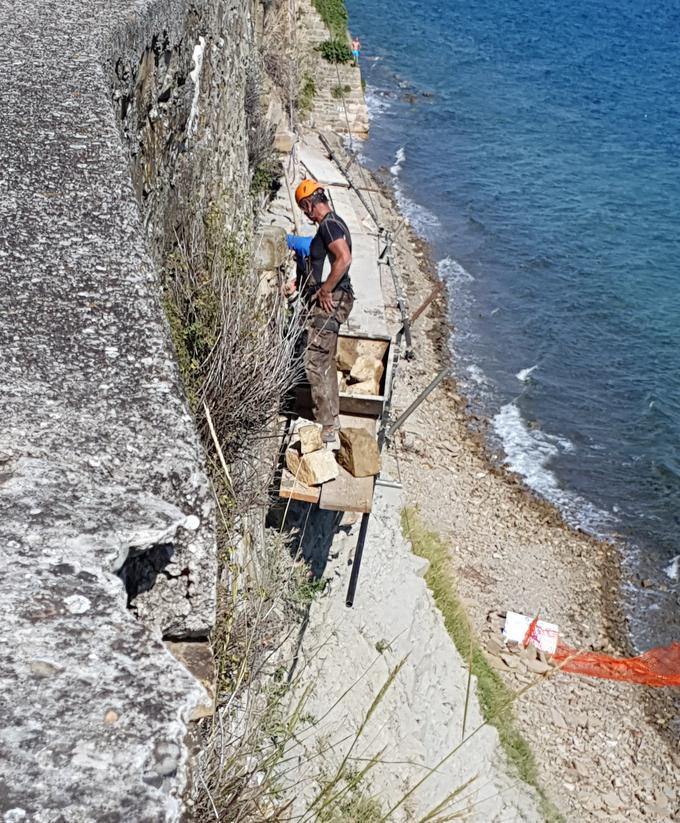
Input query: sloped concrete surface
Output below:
<box><xmin>0</xmin><ymin>1</ymin><xmax>219</xmax><ymax>819</ymax></box>
<box><xmin>283</xmin><ymin>489</ymin><xmax>542</xmax><ymax>820</ymax></box>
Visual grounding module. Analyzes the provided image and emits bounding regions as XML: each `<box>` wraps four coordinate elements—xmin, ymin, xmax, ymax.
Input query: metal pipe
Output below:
<box><xmin>386</xmin><ymin>366</ymin><xmax>451</xmax><ymax>439</ymax></box>
<box><xmin>318</xmin><ymin>133</ymin><xmax>382</xmax><ymax>229</ymax></box>
<box><xmin>346</xmin><ymin>511</ymin><xmax>371</xmax><ymax>607</ymax></box>
<box><xmin>409</xmin><ymin>281</ymin><xmax>444</xmax><ymax>327</ymax></box>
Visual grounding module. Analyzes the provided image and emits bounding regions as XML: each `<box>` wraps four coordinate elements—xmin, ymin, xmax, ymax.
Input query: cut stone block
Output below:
<box><xmin>350</xmin><ymin>354</ymin><xmax>384</xmax><ymax>385</ymax></box>
<box><xmin>165</xmin><ymin>641</ymin><xmax>215</xmax><ymax>720</ymax></box>
<box><xmin>345</xmin><ymin>378</ymin><xmax>380</xmax><ymax>396</ymax></box>
<box><xmin>286</xmin><ymin>445</ymin><xmax>339</xmax><ymax>486</ymax></box>
<box><xmin>337</xmin><ymin>428</ymin><xmax>381</xmax><ymax>477</ymax></box>
<box><xmin>273</xmin><ymin>128</ymin><xmax>296</xmax><ymax>154</ymax></box>
<box><xmin>336</xmin><ymin>337</ymin><xmax>389</xmax><ymax>373</ymax></box>
<box><xmin>299</xmin><ymin>424</ymin><xmax>323</xmax><ymax>454</ymax></box>
<box><xmin>337</xmin><ymin>337</ymin><xmax>359</xmax><ymax>372</ymax></box>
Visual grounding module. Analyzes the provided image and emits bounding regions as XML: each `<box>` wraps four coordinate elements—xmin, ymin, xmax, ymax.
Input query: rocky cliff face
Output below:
<box><xmin>0</xmin><ymin>0</ymin><xmax>263</xmax><ymax>819</ymax></box>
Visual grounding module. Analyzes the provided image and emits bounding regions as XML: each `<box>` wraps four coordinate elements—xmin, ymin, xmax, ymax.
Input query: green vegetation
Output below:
<box><xmin>318</xmin><ymin>38</ymin><xmax>353</xmax><ymax>64</ymax></box>
<box><xmin>331</xmin><ymin>83</ymin><xmax>352</xmax><ymax>99</ymax></box>
<box><xmin>298</xmin><ymin>73</ymin><xmax>316</xmax><ymax>115</ymax></box>
<box><xmin>250</xmin><ymin>157</ymin><xmax>283</xmax><ymax>197</ymax></box>
<box><xmin>400</xmin><ymin>507</ymin><xmax>566</xmax><ymax>823</ymax></box>
<box><xmin>313</xmin><ymin>0</ymin><xmax>349</xmax><ymax>39</ymax></box>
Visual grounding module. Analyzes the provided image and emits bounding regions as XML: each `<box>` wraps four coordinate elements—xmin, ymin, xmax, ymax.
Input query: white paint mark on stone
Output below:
<box><xmin>187</xmin><ymin>37</ymin><xmax>206</xmax><ymax>137</ymax></box>
<box><xmin>4</xmin><ymin>810</ymin><xmax>27</xmax><ymax>822</ymax></box>
<box><xmin>64</xmin><ymin>594</ymin><xmax>91</xmax><ymax>614</ymax></box>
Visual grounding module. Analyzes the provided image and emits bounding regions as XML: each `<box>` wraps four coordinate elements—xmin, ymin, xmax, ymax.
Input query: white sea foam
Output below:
<box><xmin>664</xmin><ymin>555</ymin><xmax>680</xmax><ymax>580</ymax></box>
<box><xmin>466</xmin><ymin>364</ymin><xmax>488</xmax><ymax>386</ymax></box>
<box><xmin>492</xmin><ymin>402</ymin><xmax>609</xmax><ymax>534</ymax></box>
<box><xmin>390</xmin><ymin>146</ymin><xmax>406</xmax><ymax>176</ymax></box>
<box><xmin>387</xmin><ymin>146</ymin><xmax>441</xmax><ymax>238</ymax></box>
<box><xmin>516</xmin><ymin>364</ymin><xmax>538</xmax><ymax>382</ymax></box>
<box><xmin>437</xmin><ymin>256</ymin><xmax>475</xmax><ymax>284</ymax></box>
<box><xmin>364</xmin><ymin>87</ymin><xmax>392</xmax><ymax>121</ymax></box>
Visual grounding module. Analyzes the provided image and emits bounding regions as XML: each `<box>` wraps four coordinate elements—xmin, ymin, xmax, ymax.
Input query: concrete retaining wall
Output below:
<box><xmin>0</xmin><ymin>1</ymin><xmax>258</xmax><ymax>819</ymax></box>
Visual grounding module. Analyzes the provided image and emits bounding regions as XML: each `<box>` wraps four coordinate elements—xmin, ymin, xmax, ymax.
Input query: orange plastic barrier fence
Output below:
<box><xmin>552</xmin><ymin>641</ymin><xmax>680</xmax><ymax>687</ymax></box>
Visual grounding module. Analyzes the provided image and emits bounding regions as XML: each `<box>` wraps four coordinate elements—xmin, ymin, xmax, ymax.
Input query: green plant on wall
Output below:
<box><xmin>331</xmin><ymin>83</ymin><xmax>352</xmax><ymax>99</ymax></box>
<box><xmin>317</xmin><ymin>38</ymin><xmax>353</xmax><ymax>64</ymax></box>
<box><xmin>313</xmin><ymin>0</ymin><xmax>349</xmax><ymax>39</ymax></box>
<box><xmin>298</xmin><ymin>74</ymin><xmax>316</xmax><ymax>114</ymax></box>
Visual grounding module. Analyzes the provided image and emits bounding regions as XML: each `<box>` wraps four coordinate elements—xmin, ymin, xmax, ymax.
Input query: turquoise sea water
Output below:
<box><xmin>346</xmin><ymin>0</ymin><xmax>680</xmax><ymax>647</ymax></box>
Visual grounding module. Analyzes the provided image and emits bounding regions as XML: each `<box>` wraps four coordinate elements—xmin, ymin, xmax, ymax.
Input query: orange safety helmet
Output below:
<box><xmin>295</xmin><ymin>178</ymin><xmax>324</xmax><ymax>206</ymax></box>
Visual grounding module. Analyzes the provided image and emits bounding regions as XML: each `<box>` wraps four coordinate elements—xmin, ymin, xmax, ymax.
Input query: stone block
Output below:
<box><xmin>345</xmin><ymin>378</ymin><xmax>381</xmax><ymax>396</ymax></box>
<box><xmin>337</xmin><ymin>370</ymin><xmax>348</xmax><ymax>392</ymax></box>
<box><xmin>337</xmin><ymin>428</ymin><xmax>381</xmax><ymax>477</ymax></box>
<box><xmin>254</xmin><ymin>226</ymin><xmax>288</xmax><ymax>270</ymax></box>
<box><xmin>273</xmin><ymin>128</ymin><xmax>296</xmax><ymax>154</ymax></box>
<box><xmin>337</xmin><ymin>336</ymin><xmax>359</xmax><ymax>372</ymax></box>
<box><xmin>165</xmin><ymin>641</ymin><xmax>215</xmax><ymax>720</ymax></box>
<box><xmin>337</xmin><ymin>337</ymin><xmax>389</xmax><ymax>373</ymax></box>
<box><xmin>286</xmin><ymin>445</ymin><xmax>339</xmax><ymax>486</ymax></box>
<box><xmin>299</xmin><ymin>424</ymin><xmax>323</xmax><ymax>454</ymax></box>
<box><xmin>350</xmin><ymin>354</ymin><xmax>384</xmax><ymax>384</ymax></box>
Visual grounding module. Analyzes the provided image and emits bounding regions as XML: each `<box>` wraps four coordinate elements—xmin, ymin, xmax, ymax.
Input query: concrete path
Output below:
<box><xmin>298</xmin><ymin>136</ymin><xmax>388</xmax><ymax>337</ymax></box>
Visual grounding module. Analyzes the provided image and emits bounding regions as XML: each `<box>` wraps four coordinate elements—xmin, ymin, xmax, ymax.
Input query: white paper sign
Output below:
<box><xmin>503</xmin><ymin>611</ymin><xmax>559</xmax><ymax>654</ymax></box>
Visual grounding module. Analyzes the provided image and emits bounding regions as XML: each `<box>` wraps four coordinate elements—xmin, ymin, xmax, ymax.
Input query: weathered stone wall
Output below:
<box><xmin>0</xmin><ymin>0</ymin><xmax>262</xmax><ymax>819</ymax></box>
<box><xmin>109</xmin><ymin>0</ymin><xmax>255</xmax><ymax>256</ymax></box>
<box><xmin>297</xmin><ymin>0</ymin><xmax>369</xmax><ymax>137</ymax></box>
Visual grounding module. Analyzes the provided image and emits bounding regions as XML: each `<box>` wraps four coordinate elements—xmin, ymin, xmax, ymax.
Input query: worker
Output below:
<box><xmin>294</xmin><ymin>179</ymin><xmax>354</xmax><ymax>445</ymax></box>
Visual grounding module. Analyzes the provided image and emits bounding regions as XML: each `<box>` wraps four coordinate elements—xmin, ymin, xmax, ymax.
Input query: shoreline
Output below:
<box><xmin>326</xmin><ymin>134</ymin><xmax>680</xmax><ymax>820</ymax></box>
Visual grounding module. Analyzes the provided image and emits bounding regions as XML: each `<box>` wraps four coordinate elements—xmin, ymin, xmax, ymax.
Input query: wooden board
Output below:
<box><xmin>318</xmin><ymin>415</ymin><xmax>377</xmax><ymax>513</ymax></box>
<box><xmin>279</xmin><ymin>467</ymin><xmax>320</xmax><ymax>505</ymax></box>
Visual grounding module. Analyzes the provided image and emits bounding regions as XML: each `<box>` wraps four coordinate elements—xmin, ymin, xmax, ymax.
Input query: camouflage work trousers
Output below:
<box><xmin>304</xmin><ymin>290</ymin><xmax>354</xmax><ymax>428</ymax></box>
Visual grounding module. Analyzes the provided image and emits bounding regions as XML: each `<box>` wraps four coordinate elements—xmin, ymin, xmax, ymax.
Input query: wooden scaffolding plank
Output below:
<box><xmin>279</xmin><ymin>467</ymin><xmax>320</xmax><ymax>505</ymax></box>
<box><xmin>318</xmin><ymin>414</ymin><xmax>377</xmax><ymax>513</ymax></box>
<box><xmin>318</xmin><ymin>465</ymin><xmax>374</xmax><ymax>513</ymax></box>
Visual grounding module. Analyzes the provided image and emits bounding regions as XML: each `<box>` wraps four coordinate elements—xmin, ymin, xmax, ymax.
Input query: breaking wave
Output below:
<box><xmin>516</xmin><ymin>365</ymin><xmax>538</xmax><ymax>383</ymax></box>
<box><xmin>492</xmin><ymin>402</ymin><xmax>611</xmax><ymax>535</ymax></box>
<box><xmin>388</xmin><ymin>147</ymin><xmax>440</xmax><ymax>239</ymax></box>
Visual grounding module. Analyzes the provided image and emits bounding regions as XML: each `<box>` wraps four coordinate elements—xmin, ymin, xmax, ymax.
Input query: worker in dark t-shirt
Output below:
<box><xmin>294</xmin><ymin>179</ymin><xmax>354</xmax><ymax>445</ymax></box>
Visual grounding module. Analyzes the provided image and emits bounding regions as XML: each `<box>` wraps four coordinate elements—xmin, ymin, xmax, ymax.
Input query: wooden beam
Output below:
<box><xmin>279</xmin><ymin>467</ymin><xmax>320</xmax><ymax>505</ymax></box>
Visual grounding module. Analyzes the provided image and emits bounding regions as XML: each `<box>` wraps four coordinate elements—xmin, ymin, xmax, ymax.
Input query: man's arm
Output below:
<box><xmin>317</xmin><ymin>237</ymin><xmax>351</xmax><ymax>313</ymax></box>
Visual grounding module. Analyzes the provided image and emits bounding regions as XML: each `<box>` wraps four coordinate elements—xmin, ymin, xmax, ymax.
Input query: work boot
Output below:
<box><xmin>322</xmin><ymin>425</ymin><xmax>340</xmax><ymax>451</ymax></box>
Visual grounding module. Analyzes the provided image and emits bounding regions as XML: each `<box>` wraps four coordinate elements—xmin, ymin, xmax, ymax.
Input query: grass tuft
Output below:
<box><xmin>400</xmin><ymin>507</ymin><xmax>565</xmax><ymax>823</ymax></box>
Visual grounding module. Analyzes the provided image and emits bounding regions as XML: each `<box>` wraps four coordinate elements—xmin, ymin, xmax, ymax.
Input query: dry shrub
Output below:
<box><xmin>190</xmin><ymin>526</ymin><xmax>308</xmax><ymax>822</ymax></box>
<box><xmin>261</xmin><ymin>0</ymin><xmax>299</xmax><ymax>103</ymax></box>
<box><xmin>164</xmin><ymin>201</ymin><xmax>304</xmax><ymax>479</ymax></box>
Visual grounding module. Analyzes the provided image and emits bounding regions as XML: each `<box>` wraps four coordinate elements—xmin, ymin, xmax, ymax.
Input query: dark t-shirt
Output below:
<box><xmin>307</xmin><ymin>212</ymin><xmax>352</xmax><ymax>293</ymax></box>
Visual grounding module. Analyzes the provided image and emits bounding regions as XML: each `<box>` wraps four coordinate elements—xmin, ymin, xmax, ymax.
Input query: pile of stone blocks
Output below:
<box><xmin>286</xmin><ymin>424</ymin><xmax>339</xmax><ymax>485</ymax></box>
<box><xmin>285</xmin><ymin>422</ymin><xmax>380</xmax><ymax>482</ymax></box>
<box><xmin>336</xmin><ymin>337</ymin><xmax>389</xmax><ymax>397</ymax></box>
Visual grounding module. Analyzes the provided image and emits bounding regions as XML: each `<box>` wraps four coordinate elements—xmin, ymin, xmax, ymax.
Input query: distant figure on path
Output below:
<box><xmin>351</xmin><ymin>35</ymin><xmax>361</xmax><ymax>66</ymax></box>
<box><xmin>294</xmin><ymin>179</ymin><xmax>354</xmax><ymax>445</ymax></box>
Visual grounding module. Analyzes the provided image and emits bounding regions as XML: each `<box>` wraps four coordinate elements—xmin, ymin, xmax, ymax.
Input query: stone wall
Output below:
<box><xmin>0</xmin><ymin>0</ymin><xmax>263</xmax><ymax>819</ymax></box>
<box><xmin>297</xmin><ymin>0</ymin><xmax>369</xmax><ymax>137</ymax></box>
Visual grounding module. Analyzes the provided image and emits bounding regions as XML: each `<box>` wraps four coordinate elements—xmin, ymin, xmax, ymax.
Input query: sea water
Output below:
<box><xmin>346</xmin><ymin>0</ymin><xmax>680</xmax><ymax>648</ymax></box>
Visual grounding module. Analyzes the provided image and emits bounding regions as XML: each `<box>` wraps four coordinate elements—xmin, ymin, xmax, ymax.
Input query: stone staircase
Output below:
<box><xmin>296</xmin><ymin>0</ymin><xmax>369</xmax><ymax>137</ymax></box>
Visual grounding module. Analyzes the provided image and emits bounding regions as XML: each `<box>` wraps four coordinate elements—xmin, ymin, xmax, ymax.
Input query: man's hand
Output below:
<box><xmin>316</xmin><ymin>285</ymin><xmax>336</xmax><ymax>314</ymax></box>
